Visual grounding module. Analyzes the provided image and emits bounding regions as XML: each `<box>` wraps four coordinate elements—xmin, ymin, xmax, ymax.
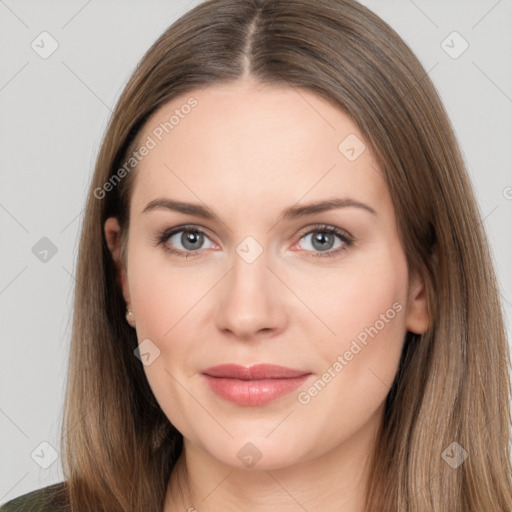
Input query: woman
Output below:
<box><xmin>2</xmin><ymin>0</ymin><xmax>511</xmax><ymax>510</ymax></box>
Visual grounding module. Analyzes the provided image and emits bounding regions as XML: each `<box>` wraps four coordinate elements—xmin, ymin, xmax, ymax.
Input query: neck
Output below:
<box><xmin>164</xmin><ymin>406</ymin><xmax>383</xmax><ymax>512</ymax></box>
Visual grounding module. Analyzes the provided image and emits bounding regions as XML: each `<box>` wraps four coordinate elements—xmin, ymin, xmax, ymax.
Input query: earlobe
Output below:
<box><xmin>405</xmin><ymin>272</ymin><xmax>430</xmax><ymax>334</ymax></box>
<box><xmin>104</xmin><ymin>217</ymin><xmax>130</xmax><ymax>304</ymax></box>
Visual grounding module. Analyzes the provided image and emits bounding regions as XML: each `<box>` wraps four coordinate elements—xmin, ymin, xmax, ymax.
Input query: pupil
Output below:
<box><xmin>313</xmin><ymin>232</ymin><xmax>333</xmax><ymax>251</ymax></box>
<box><xmin>182</xmin><ymin>231</ymin><xmax>202</xmax><ymax>250</ymax></box>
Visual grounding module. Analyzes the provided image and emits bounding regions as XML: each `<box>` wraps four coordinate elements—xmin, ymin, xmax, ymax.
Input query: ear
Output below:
<box><xmin>405</xmin><ymin>270</ymin><xmax>430</xmax><ymax>334</ymax></box>
<box><xmin>104</xmin><ymin>217</ymin><xmax>130</xmax><ymax>305</ymax></box>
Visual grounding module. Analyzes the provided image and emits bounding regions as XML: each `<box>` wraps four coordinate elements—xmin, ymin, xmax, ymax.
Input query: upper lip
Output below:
<box><xmin>202</xmin><ymin>364</ymin><xmax>310</xmax><ymax>380</ymax></box>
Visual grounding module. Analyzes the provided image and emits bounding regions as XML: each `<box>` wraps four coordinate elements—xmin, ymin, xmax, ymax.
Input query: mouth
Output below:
<box><xmin>201</xmin><ymin>364</ymin><xmax>312</xmax><ymax>406</ymax></box>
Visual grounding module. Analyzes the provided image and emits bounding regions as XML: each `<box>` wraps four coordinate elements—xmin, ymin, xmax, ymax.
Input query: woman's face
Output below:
<box><xmin>105</xmin><ymin>80</ymin><xmax>429</xmax><ymax>471</ymax></box>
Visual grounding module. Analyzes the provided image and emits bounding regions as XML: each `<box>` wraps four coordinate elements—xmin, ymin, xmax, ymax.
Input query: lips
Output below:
<box><xmin>203</xmin><ymin>363</ymin><xmax>309</xmax><ymax>380</ymax></box>
<box><xmin>201</xmin><ymin>364</ymin><xmax>312</xmax><ymax>406</ymax></box>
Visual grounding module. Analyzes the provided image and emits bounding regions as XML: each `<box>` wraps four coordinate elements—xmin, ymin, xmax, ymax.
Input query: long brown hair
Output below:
<box><xmin>61</xmin><ymin>0</ymin><xmax>512</xmax><ymax>510</ymax></box>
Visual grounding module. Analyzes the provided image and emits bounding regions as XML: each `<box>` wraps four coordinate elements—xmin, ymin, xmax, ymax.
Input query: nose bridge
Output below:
<box><xmin>215</xmin><ymin>236</ymin><xmax>285</xmax><ymax>337</ymax></box>
<box><xmin>231</xmin><ymin>241</ymin><xmax>269</xmax><ymax>296</ymax></box>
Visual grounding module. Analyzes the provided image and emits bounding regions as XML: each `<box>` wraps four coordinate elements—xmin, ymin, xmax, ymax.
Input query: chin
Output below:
<box><xmin>201</xmin><ymin>435</ymin><xmax>313</xmax><ymax>472</ymax></box>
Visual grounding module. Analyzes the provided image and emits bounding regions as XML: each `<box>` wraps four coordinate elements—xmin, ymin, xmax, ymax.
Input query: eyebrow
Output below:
<box><xmin>141</xmin><ymin>197</ymin><xmax>377</xmax><ymax>220</ymax></box>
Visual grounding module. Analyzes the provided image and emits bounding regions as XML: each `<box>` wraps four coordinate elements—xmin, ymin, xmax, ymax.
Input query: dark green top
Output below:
<box><xmin>0</xmin><ymin>483</ymin><xmax>69</xmax><ymax>511</ymax></box>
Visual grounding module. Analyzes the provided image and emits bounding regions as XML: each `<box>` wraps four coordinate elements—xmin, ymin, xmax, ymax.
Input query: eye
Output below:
<box><xmin>294</xmin><ymin>224</ymin><xmax>354</xmax><ymax>258</ymax></box>
<box><xmin>154</xmin><ymin>223</ymin><xmax>354</xmax><ymax>259</ymax></box>
<box><xmin>155</xmin><ymin>225</ymin><xmax>216</xmax><ymax>257</ymax></box>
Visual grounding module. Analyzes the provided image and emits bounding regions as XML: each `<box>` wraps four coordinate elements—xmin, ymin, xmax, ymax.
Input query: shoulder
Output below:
<box><xmin>0</xmin><ymin>482</ymin><xmax>69</xmax><ymax>511</ymax></box>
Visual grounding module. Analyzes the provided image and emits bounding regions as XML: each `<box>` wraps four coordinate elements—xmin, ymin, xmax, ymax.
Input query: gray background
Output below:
<box><xmin>1</xmin><ymin>0</ymin><xmax>511</xmax><ymax>504</ymax></box>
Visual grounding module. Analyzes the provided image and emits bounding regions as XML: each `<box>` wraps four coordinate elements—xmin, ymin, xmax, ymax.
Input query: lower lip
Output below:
<box><xmin>202</xmin><ymin>374</ymin><xmax>311</xmax><ymax>406</ymax></box>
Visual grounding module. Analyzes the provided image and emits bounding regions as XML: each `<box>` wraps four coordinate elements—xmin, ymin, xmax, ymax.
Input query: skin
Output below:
<box><xmin>104</xmin><ymin>79</ymin><xmax>429</xmax><ymax>512</ymax></box>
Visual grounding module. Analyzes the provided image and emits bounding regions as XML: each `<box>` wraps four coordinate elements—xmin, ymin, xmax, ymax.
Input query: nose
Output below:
<box><xmin>214</xmin><ymin>246</ymin><xmax>288</xmax><ymax>341</ymax></box>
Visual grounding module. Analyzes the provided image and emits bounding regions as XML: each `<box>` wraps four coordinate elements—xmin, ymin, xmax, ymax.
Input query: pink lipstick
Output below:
<box><xmin>202</xmin><ymin>364</ymin><xmax>312</xmax><ymax>406</ymax></box>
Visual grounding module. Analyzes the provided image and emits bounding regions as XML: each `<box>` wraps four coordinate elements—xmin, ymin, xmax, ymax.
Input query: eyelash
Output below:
<box><xmin>154</xmin><ymin>223</ymin><xmax>354</xmax><ymax>259</ymax></box>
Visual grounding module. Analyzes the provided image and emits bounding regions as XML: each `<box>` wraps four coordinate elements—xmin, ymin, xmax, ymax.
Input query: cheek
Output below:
<box><xmin>125</xmin><ymin>243</ymin><xmax>215</xmax><ymax>396</ymax></box>
<box><xmin>298</xmin><ymin>243</ymin><xmax>410</xmax><ymax>418</ymax></box>
<box><xmin>126</xmin><ymin>247</ymin><xmax>203</xmax><ymax>432</ymax></box>
<box><xmin>292</xmin><ymin>246</ymin><xmax>409</xmax><ymax>449</ymax></box>
<box><xmin>127</xmin><ymin>239</ymin><xmax>211</xmax><ymax>340</ymax></box>
<box><xmin>301</xmin><ymin>242</ymin><xmax>409</xmax><ymax>347</ymax></box>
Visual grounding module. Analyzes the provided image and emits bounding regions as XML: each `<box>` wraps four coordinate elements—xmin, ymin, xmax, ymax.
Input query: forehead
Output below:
<box><xmin>129</xmin><ymin>80</ymin><xmax>389</xmax><ymax>220</ymax></box>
